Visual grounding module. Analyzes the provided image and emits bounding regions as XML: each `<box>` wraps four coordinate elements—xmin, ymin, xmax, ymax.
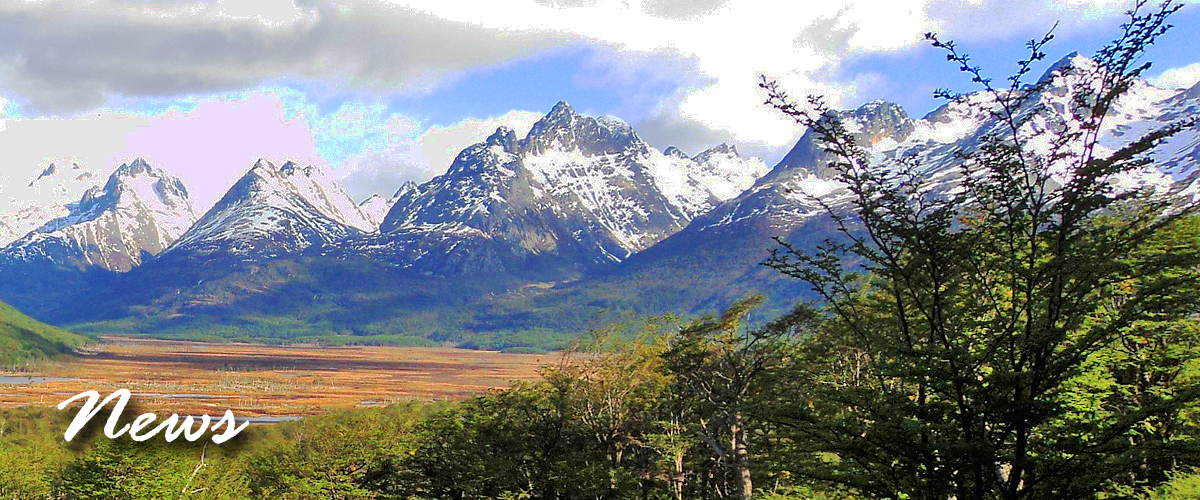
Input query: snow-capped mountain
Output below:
<box><xmin>584</xmin><ymin>52</ymin><xmax>1200</xmax><ymax>316</ymax></box>
<box><xmin>353</xmin><ymin>101</ymin><xmax>767</xmax><ymax>275</ymax></box>
<box><xmin>0</xmin><ymin>158</ymin><xmax>197</xmax><ymax>272</ymax></box>
<box><xmin>696</xmin><ymin>53</ymin><xmax>1200</xmax><ymax>235</ymax></box>
<box><xmin>0</xmin><ymin>161</ymin><xmax>102</xmax><ymax>246</ymax></box>
<box><xmin>164</xmin><ymin>159</ymin><xmax>375</xmax><ymax>259</ymax></box>
<box><xmin>9</xmin><ymin>52</ymin><xmax>1200</xmax><ymax>344</ymax></box>
<box><xmin>359</xmin><ymin>181</ymin><xmax>417</xmax><ymax>228</ymax></box>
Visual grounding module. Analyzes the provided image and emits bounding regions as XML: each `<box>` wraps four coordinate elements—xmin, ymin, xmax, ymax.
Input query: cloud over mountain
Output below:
<box><xmin>0</xmin><ymin>0</ymin><xmax>563</xmax><ymax>113</ymax></box>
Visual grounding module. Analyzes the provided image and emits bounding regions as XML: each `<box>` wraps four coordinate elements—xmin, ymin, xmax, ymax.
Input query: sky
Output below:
<box><xmin>1</xmin><ymin>0</ymin><xmax>1199</xmax><ymax>214</ymax></box>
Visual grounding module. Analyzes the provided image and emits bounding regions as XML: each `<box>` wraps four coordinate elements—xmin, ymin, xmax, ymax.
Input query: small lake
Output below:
<box><xmin>235</xmin><ymin>416</ymin><xmax>302</xmax><ymax>424</ymax></box>
<box><xmin>137</xmin><ymin>393</ymin><xmax>242</xmax><ymax>400</ymax></box>
<box><xmin>0</xmin><ymin>376</ymin><xmax>77</xmax><ymax>385</ymax></box>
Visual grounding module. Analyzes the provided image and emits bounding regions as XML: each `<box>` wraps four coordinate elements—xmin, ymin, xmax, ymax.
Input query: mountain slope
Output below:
<box><xmin>30</xmin><ymin>56</ymin><xmax>1200</xmax><ymax>349</ymax></box>
<box><xmin>359</xmin><ymin>181</ymin><xmax>417</xmax><ymax>228</ymax></box>
<box><xmin>0</xmin><ymin>299</ymin><xmax>88</xmax><ymax>365</ymax></box>
<box><xmin>164</xmin><ymin>160</ymin><xmax>374</xmax><ymax>259</ymax></box>
<box><xmin>37</xmin><ymin>104</ymin><xmax>769</xmax><ymax>345</ymax></box>
<box><xmin>0</xmin><ymin>158</ymin><xmax>197</xmax><ymax>272</ymax></box>
<box><xmin>480</xmin><ymin>54</ymin><xmax>1200</xmax><ymax>327</ymax></box>
<box><xmin>0</xmin><ymin>161</ymin><xmax>102</xmax><ymax>247</ymax></box>
<box><xmin>351</xmin><ymin>102</ymin><xmax>767</xmax><ymax>277</ymax></box>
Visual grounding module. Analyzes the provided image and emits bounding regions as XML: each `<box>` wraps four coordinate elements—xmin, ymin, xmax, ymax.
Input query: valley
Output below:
<box><xmin>0</xmin><ymin>57</ymin><xmax>1198</xmax><ymax>353</ymax></box>
<box><xmin>1</xmin><ymin>2</ymin><xmax>1198</xmax><ymax>497</ymax></box>
<box><xmin>0</xmin><ymin>337</ymin><xmax>545</xmax><ymax>417</ymax></box>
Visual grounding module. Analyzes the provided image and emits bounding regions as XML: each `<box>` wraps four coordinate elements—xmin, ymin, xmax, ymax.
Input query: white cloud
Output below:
<box><xmin>0</xmin><ymin>0</ymin><xmax>1193</xmax><ymax>170</ymax></box>
<box><xmin>380</xmin><ymin>0</ymin><xmax>1162</xmax><ymax>149</ymax></box>
<box><xmin>0</xmin><ymin>0</ymin><xmax>562</xmax><ymax>113</ymax></box>
<box><xmin>0</xmin><ymin>80</ymin><xmax>544</xmax><ymax>215</ymax></box>
<box><xmin>338</xmin><ymin>109</ymin><xmax>543</xmax><ymax>200</ymax></box>
<box><xmin>0</xmin><ymin>92</ymin><xmax>322</xmax><ymax>214</ymax></box>
<box><xmin>1151</xmin><ymin>62</ymin><xmax>1200</xmax><ymax>90</ymax></box>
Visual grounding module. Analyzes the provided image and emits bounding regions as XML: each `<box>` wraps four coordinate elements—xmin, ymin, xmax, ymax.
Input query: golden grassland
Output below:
<box><xmin>0</xmin><ymin>336</ymin><xmax>548</xmax><ymax>417</ymax></box>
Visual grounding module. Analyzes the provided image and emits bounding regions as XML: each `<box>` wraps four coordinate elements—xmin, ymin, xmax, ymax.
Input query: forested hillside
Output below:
<box><xmin>0</xmin><ymin>300</ymin><xmax>88</xmax><ymax>365</ymax></box>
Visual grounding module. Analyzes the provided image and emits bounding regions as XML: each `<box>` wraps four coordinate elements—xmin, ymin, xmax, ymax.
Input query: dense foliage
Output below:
<box><xmin>753</xmin><ymin>1</ymin><xmax>1200</xmax><ymax>497</ymax></box>
<box><xmin>2</xmin><ymin>273</ymin><xmax>1196</xmax><ymax>499</ymax></box>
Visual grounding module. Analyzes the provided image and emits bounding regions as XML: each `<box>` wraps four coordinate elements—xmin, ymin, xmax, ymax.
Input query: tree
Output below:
<box><xmin>245</xmin><ymin>406</ymin><xmax>426</xmax><ymax>499</ymax></box>
<box><xmin>541</xmin><ymin>317</ymin><xmax>677</xmax><ymax>498</ymax></box>
<box><xmin>1067</xmin><ymin>216</ymin><xmax>1200</xmax><ymax>493</ymax></box>
<box><xmin>661</xmin><ymin>297</ymin><xmax>813</xmax><ymax>500</ymax></box>
<box><xmin>758</xmin><ymin>1</ymin><xmax>1200</xmax><ymax>498</ymax></box>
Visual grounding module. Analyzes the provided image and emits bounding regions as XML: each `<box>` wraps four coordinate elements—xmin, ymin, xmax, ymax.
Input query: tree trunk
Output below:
<box><xmin>731</xmin><ymin>413</ymin><xmax>752</xmax><ymax>500</ymax></box>
<box><xmin>670</xmin><ymin>451</ymin><xmax>685</xmax><ymax>500</ymax></box>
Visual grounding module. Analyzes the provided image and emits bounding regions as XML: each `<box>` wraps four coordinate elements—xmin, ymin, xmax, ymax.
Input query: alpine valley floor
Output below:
<box><xmin>0</xmin><ymin>336</ymin><xmax>545</xmax><ymax>417</ymax></box>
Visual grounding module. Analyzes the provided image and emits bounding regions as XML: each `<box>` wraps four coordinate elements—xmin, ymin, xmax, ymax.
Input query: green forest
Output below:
<box><xmin>4</xmin><ymin>3</ymin><xmax>1200</xmax><ymax>499</ymax></box>
<box><xmin>0</xmin><ymin>301</ymin><xmax>88</xmax><ymax>367</ymax></box>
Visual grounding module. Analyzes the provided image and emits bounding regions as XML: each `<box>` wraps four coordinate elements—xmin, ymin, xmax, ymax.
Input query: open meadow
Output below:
<box><xmin>0</xmin><ymin>337</ymin><xmax>547</xmax><ymax>418</ymax></box>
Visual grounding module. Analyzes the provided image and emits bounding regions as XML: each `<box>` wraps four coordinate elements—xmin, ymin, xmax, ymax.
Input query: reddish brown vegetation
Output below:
<box><xmin>1</xmin><ymin>337</ymin><xmax>546</xmax><ymax>417</ymax></box>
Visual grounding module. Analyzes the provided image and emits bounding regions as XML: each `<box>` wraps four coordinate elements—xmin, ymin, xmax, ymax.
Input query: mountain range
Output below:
<box><xmin>345</xmin><ymin>102</ymin><xmax>766</xmax><ymax>277</ymax></box>
<box><xmin>0</xmin><ymin>53</ymin><xmax>1196</xmax><ymax>351</ymax></box>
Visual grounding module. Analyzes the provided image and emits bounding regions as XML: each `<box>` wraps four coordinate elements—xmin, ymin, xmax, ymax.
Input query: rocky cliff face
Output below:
<box><xmin>351</xmin><ymin>101</ymin><xmax>767</xmax><ymax>276</ymax></box>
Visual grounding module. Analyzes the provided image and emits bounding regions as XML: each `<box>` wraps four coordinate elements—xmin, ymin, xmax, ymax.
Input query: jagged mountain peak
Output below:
<box><xmin>696</xmin><ymin>143</ymin><xmax>740</xmax><ymax>160</ymax></box>
<box><xmin>523</xmin><ymin>102</ymin><xmax>645</xmax><ymax>157</ymax></box>
<box><xmin>703</xmin><ymin>55</ymin><xmax>1200</xmax><ymax>238</ymax></box>
<box><xmin>487</xmin><ymin>126</ymin><xmax>520</xmax><ymax>153</ymax></box>
<box><xmin>279</xmin><ymin>160</ymin><xmax>324</xmax><ymax>178</ymax></box>
<box><xmin>29</xmin><ymin>163</ymin><xmax>57</xmax><ymax>186</ymax></box>
<box><xmin>166</xmin><ymin>158</ymin><xmax>373</xmax><ymax>258</ymax></box>
<box><xmin>242</xmin><ymin>159</ymin><xmax>343</xmax><ymax>191</ymax></box>
<box><xmin>250</xmin><ymin>158</ymin><xmax>303</xmax><ymax>176</ymax></box>
<box><xmin>596</xmin><ymin>115</ymin><xmax>633</xmax><ymax>134</ymax></box>
<box><xmin>247</xmin><ymin>158</ymin><xmax>317</xmax><ymax>177</ymax></box>
<box><xmin>108</xmin><ymin>158</ymin><xmax>173</xmax><ymax>184</ymax></box>
<box><xmin>1037</xmin><ymin>51</ymin><xmax>1098</xmax><ymax>83</ymax></box>
<box><xmin>78</xmin><ymin>185</ymin><xmax>105</xmax><ymax>206</ymax></box>
<box><xmin>847</xmin><ymin>99</ymin><xmax>909</xmax><ymax>123</ymax></box>
<box><xmin>769</xmin><ymin>99</ymin><xmax>915</xmax><ymax>181</ymax></box>
<box><xmin>393</xmin><ymin>180</ymin><xmax>419</xmax><ymax>198</ymax></box>
<box><xmin>547</xmin><ymin>100</ymin><xmax>577</xmax><ymax>118</ymax></box>
<box><xmin>0</xmin><ymin>159</ymin><xmax>197</xmax><ymax>272</ymax></box>
<box><xmin>367</xmin><ymin>102</ymin><xmax>769</xmax><ymax>274</ymax></box>
<box><xmin>664</xmin><ymin>146</ymin><xmax>689</xmax><ymax>159</ymax></box>
<box><xmin>85</xmin><ymin>158</ymin><xmax>190</xmax><ymax>214</ymax></box>
<box><xmin>123</xmin><ymin>157</ymin><xmax>151</xmax><ymax>171</ymax></box>
<box><xmin>3</xmin><ymin>160</ymin><xmax>103</xmax><ymax>246</ymax></box>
